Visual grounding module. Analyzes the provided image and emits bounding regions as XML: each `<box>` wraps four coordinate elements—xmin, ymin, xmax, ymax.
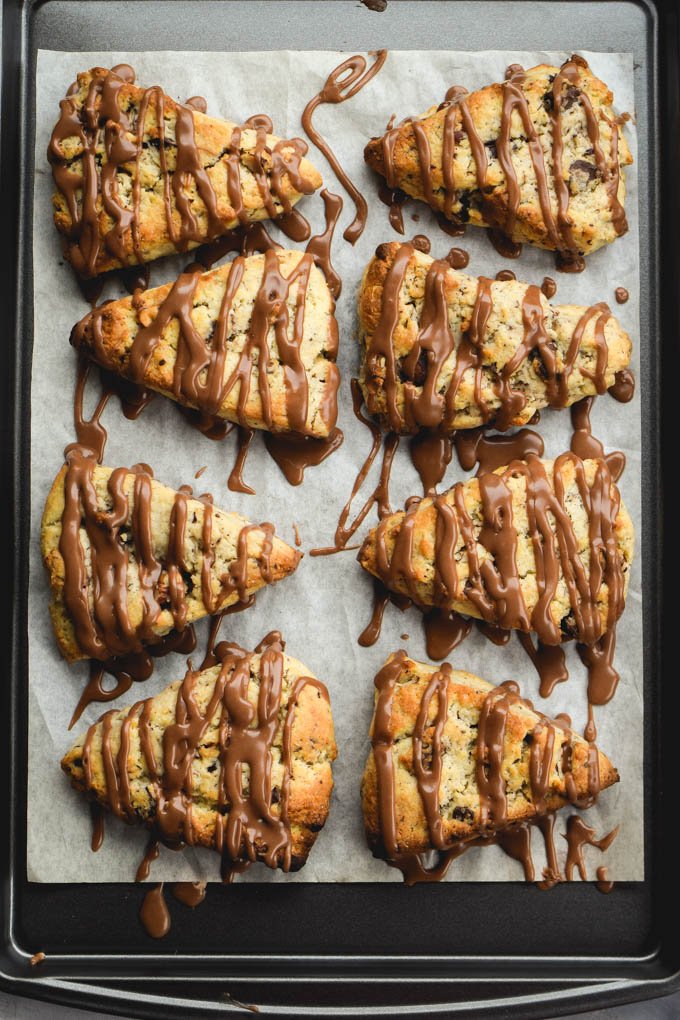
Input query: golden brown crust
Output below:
<box><xmin>358</xmin><ymin>457</ymin><xmax>634</xmax><ymax>642</ymax></box>
<box><xmin>73</xmin><ymin>250</ymin><xmax>339</xmax><ymax>437</ymax></box>
<box><xmin>361</xmin><ymin>652</ymin><xmax>618</xmax><ymax>856</ymax></box>
<box><xmin>51</xmin><ymin>67</ymin><xmax>322</xmax><ymax>277</ymax></box>
<box><xmin>62</xmin><ymin>650</ymin><xmax>337</xmax><ymax>870</ymax></box>
<box><xmin>365</xmin><ymin>61</ymin><xmax>632</xmax><ymax>257</ymax></box>
<box><xmin>358</xmin><ymin>242</ymin><xmax>632</xmax><ymax>433</ymax></box>
<box><xmin>41</xmin><ymin>463</ymin><xmax>301</xmax><ymax>663</ymax></box>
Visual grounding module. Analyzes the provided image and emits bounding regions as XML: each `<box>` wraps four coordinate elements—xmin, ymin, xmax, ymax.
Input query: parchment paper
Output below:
<box><xmin>28</xmin><ymin>48</ymin><xmax>642</xmax><ymax>883</ymax></box>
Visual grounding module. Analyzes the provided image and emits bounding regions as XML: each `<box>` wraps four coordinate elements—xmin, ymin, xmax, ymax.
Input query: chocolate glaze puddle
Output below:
<box><xmin>302</xmin><ymin>51</ymin><xmax>388</xmax><ymax>244</ymax></box>
<box><xmin>140</xmin><ymin>883</ymin><xmax>171</xmax><ymax>938</ymax></box>
<box><xmin>264</xmin><ymin>428</ymin><xmax>344</xmax><ymax>486</ymax></box>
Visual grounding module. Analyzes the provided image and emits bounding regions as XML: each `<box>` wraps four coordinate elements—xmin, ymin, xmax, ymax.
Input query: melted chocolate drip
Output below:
<box><xmin>365</xmin><ymin>243</ymin><xmax>626</xmax><ymax>435</ymax></box>
<box><xmin>311</xmin><ymin>380</ymin><xmax>399</xmax><ymax>556</ymax></box>
<box><xmin>409</xmin><ymin>431</ymin><xmax>453</xmax><ymax>496</ymax></box>
<box><xmin>454</xmin><ymin>426</ymin><xmax>544</xmax><ymax>475</ymax></box>
<box><xmin>369</xmin><ymin>453</ymin><xmax>628</xmax><ymax>651</ymax></box>
<box><xmin>140</xmin><ymin>883</ymin><xmax>171</xmax><ymax>938</ymax></box>
<box><xmin>305</xmin><ymin>189</ymin><xmax>344</xmax><ymax>298</ymax></box>
<box><xmin>82</xmin><ymin>635</ymin><xmax>330</xmax><ymax>904</ymax></box>
<box><xmin>171</xmin><ymin>881</ymin><xmax>207</xmax><ymax>907</ymax></box>
<box><xmin>423</xmin><ymin>608</ymin><xmax>472</xmax><ymax>659</ymax></box>
<box><xmin>264</xmin><ymin>428</ymin><xmax>344</xmax><ymax>486</ymax></box>
<box><xmin>563</xmin><ymin>816</ymin><xmax>618</xmax><ymax>880</ymax></box>
<box><xmin>541</xmin><ymin>276</ymin><xmax>557</xmax><ymax>299</ymax></box>
<box><xmin>301</xmin><ymin>51</ymin><xmax>388</xmax><ymax>244</ymax></box>
<box><xmin>370</xmin><ymin>653</ymin><xmax>614</xmax><ymax>884</ymax></box>
<box><xmin>376</xmin><ymin>57</ymin><xmax>627</xmax><ymax>268</ymax></box>
<box><xmin>49</xmin><ymin>66</ymin><xmax>317</xmax><ymax>278</ymax></box>
<box><xmin>614</xmin><ymin>287</ymin><xmax>629</xmax><ymax>304</ymax></box>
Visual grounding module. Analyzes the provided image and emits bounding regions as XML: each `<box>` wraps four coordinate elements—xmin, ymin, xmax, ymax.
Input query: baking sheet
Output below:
<box><xmin>28</xmin><ymin>48</ymin><xmax>642</xmax><ymax>883</ymax></box>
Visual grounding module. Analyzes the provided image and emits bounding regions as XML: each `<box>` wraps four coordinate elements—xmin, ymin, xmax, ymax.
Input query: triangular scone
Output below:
<box><xmin>41</xmin><ymin>452</ymin><xmax>301</xmax><ymax>664</ymax></box>
<box><xmin>365</xmin><ymin>57</ymin><xmax>632</xmax><ymax>262</ymax></box>
<box><xmin>72</xmin><ymin>250</ymin><xmax>340</xmax><ymax>438</ymax></box>
<box><xmin>358</xmin><ymin>456</ymin><xmax>634</xmax><ymax>645</ymax></box>
<box><xmin>49</xmin><ymin>66</ymin><xmax>323</xmax><ymax>278</ymax></box>
<box><xmin>358</xmin><ymin>242</ymin><xmax>632</xmax><ymax>433</ymax></box>
<box><xmin>62</xmin><ymin>636</ymin><xmax>336</xmax><ymax>872</ymax></box>
<box><xmin>362</xmin><ymin>651</ymin><xmax>618</xmax><ymax>860</ymax></box>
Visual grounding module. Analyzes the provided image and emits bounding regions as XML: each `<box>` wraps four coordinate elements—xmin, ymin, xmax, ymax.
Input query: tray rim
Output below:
<box><xmin>2</xmin><ymin>0</ymin><xmax>679</xmax><ymax>1014</ymax></box>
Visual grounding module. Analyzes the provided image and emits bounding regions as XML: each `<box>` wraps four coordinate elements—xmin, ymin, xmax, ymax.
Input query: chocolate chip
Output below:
<box><xmin>453</xmin><ymin>806</ymin><xmax>474</xmax><ymax>823</ymax></box>
<box><xmin>563</xmin><ymin>84</ymin><xmax>582</xmax><ymax>110</ymax></box>
<box><xmin>570</xmin><ymin>159</ymin><xmax>599</xmax><ymax>181</ymax></box>
<box><xmin>485</xmin><ymin>139</ymin><xmax>497</xmax><ymax>159</ymax></box>
<box><xmin>542</xmin><ymin>91</ymin><xmax>555</xmax><ymax>113</ymax></box>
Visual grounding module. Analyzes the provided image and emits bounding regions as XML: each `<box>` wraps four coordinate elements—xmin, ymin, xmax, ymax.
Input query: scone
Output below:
<box><xmin>72</xmin><ymin>249</ymin><xmax>340</xmax><ymax>437</ymax></box>
<box><xmin>359</xmin><ymin>242</ymin><xmax>632</xmax><ymax>433</ymax></box>
<box><xmin>362</xmin><ymin>650</ymin><xmax>618</xmax><ymax>870</ymax></box>
<box><xmin>49</xmin><ymin>65</ymin><xmax>322</xmax><ymax>278</ymax></box>
<box><xmin>62</xmin><ymin>632</ymin><xmax>336</xmax><ymax>873</ymax></box>
<box><xmin>41</xmin><ymin>450</ymin><xmax>301</xmax><ymax>664</ymax></box>
<box><xmin>364</xmin><ymin>56</ymin><xmax>631</xmax><ymax>264</ymax></box>
<box><xmin>358</xmin><ymin>456</ymin><xmax>634</xmax><ymax>645</ymax></box>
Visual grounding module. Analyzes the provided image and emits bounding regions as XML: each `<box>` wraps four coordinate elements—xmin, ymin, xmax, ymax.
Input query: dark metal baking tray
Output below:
<box><xmin>1</xmin><ymin>0</ymin><xmax>678</xmax><ymax>1015</ymax></box>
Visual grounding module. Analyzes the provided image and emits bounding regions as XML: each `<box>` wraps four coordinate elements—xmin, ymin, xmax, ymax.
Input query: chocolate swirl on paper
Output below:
<box><xmin>302</xmin><ymin>50</ymin><xmax>388</xmax><ymax>243</ymax></box>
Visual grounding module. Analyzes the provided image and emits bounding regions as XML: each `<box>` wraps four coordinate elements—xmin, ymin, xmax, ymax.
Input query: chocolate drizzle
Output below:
<box><xmin>365</xmin><ymin>454</ymin><xmax>628</xmax><ymax>651</ymax></box>
<box><xmin>369</xmin><ymin>653</ymin><xmax>616</xmax><ymax>885</ymax></box>
<box><xmin>73</xmin><ymin>247</ymin><xmax>338</xmax><ymax>440</ymax></box>
<box><xmin>49</xmin><ymin>65</ymin><xmax>318</xmax><ymax>277</ymax></box>
<box><xmin>81</xmin><ymin>633</ymin><xmax>330</xmax><ymax>886</ymax></box>
<box><xmin>372</xmin><ymin>56</ymin><xmax>628</xmax><ymax>267</ymax></box>
<box><xmin>311</xmin><ymin>379</ymin><xmax>399</xmax><ymax>556</ymax></box>
<box><xmin>362</xmin><ymin>243</ymin><xmax>631</xmax><ymax>435</ymax></box>
<box><xmin>57</xmin><ymin>450</ymin><xmax>275</xmax><ymax>676</ymax></box>
<box><xmin>301</xmin><ymin>51</ymin><xmax>388</xmax><ymax>244</ymax></box>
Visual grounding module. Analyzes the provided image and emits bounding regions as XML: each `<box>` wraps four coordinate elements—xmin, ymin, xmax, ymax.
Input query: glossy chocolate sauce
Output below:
<box><xmin>82</xmin><ymin>633</ymin><xmax>330</xmax><ymax>936</ymax></box>
<box><xmin>49</xmin><ymin>66</ymin><xmax>317</xmax><ymax>277</ymax></box>
<box><xmin>367</xmin><ymin>453</ymin><xmax>628</xmax><ymax>651</ymax></box>
<box><xmin>264</xmin><ymin>428</ymin><xmax>344</xmax><ymax>486</ymax></box>
<box><xmin>375</xmin><ymin>57</ymin><xmax>627</xmax><ymax>268</ymax></box>
<box><xmin>364</xmin><ymin>243</ymin><xmax>629</xmax><ymax>435</ymax></box>
<box><xmin>302</xmin><ymin>51</ymin><xmax>388</xmax><ymax>244</ymax></box>
<box><xmin>311</xmin><ymin>380</ymin><xmax>399</xmax><ymax>556</ymax></box>
<box><xmin>370</xmin><ymin>653</ymin><xmax>613</xmax><ymax>884</ymax></box>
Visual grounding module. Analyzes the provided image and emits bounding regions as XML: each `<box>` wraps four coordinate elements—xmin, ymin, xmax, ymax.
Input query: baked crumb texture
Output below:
<box><xmin>359</xmin><ymin>457</ymin><xmax>634</xmax><ymax>645</ymax></box>
<box><xmin>364</xmin><ymin>57</ymin><xmax>632</xmax><ymax>261</ymax></box>
<box><xmin>358</xmin><ymin>241</ymin><xmax>632</xmax><ymax>434</ymax></box>
<box><xmin>361</xmin><ymin>651</ymin><xmax>618</xmax><ymax>859</ymax></box>
<box><xmin>62</xmin><ymin>637</ymin><xmax>337</xmax><ymax>872</ymax></box>
<box><xmin>49</xmin><ymin>66</ymin><xmax>322</xmax><ymax>278</ymax></box>
<box><xmin>72</xmin><ymin>249</ymin><xmax>340</xmax><ymax>437</ymax></box>
<box><xmin>41</xmin><ymin>454</ymin><xmax>301</xmax><ymax>664</ymax></box>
